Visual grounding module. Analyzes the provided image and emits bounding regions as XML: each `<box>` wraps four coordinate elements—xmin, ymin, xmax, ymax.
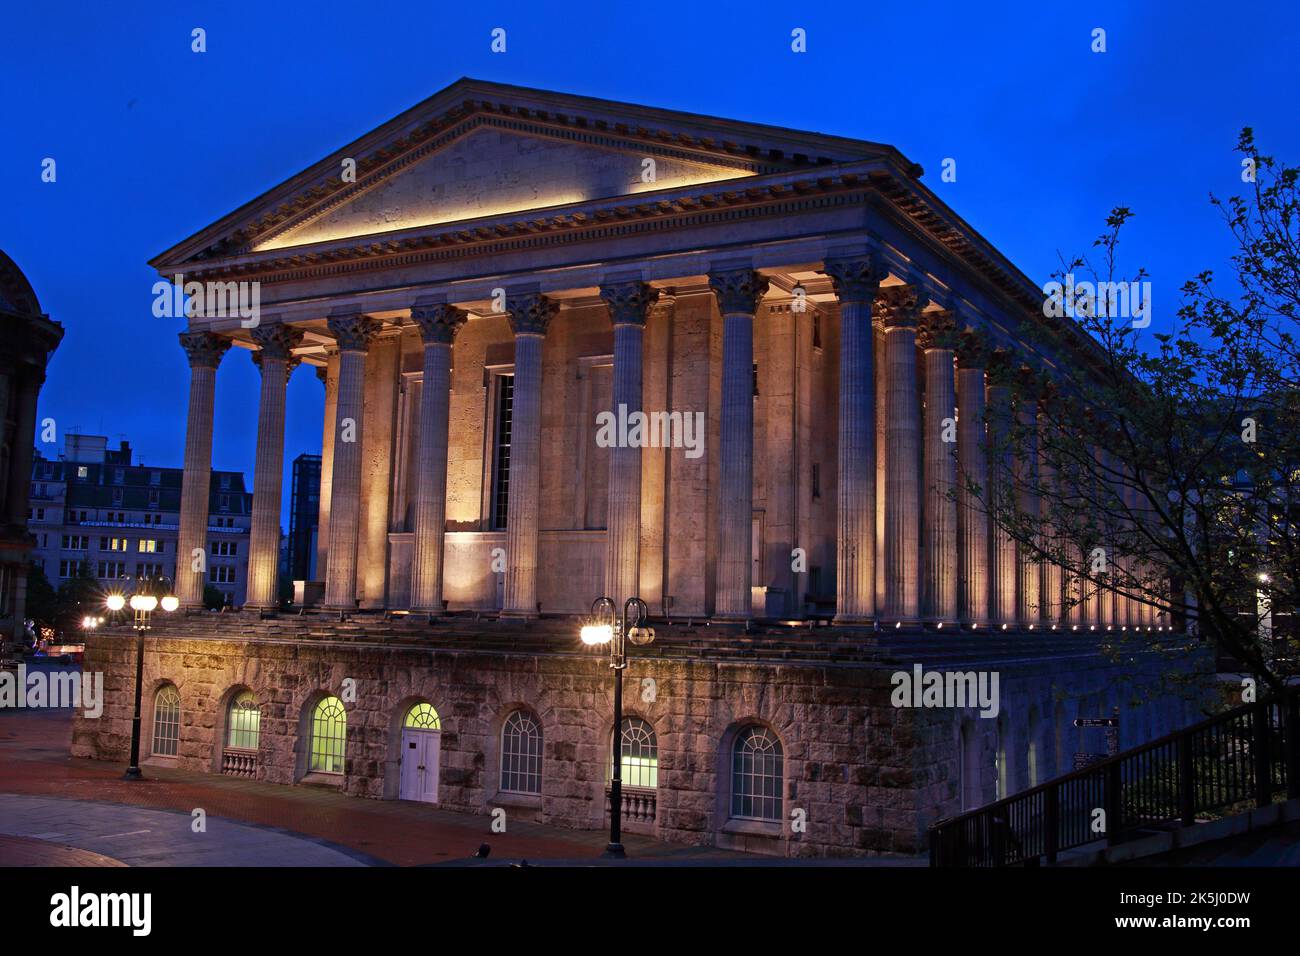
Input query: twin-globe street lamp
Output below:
<box><xmin>580</xmin><ymin>596</ymin><xmax>655</xmax><ymax>859</ymax></box>
<box><xmin>104</xmin><ymin>576</ymin><xmax>179</xmax><ymax>780</ymax></box>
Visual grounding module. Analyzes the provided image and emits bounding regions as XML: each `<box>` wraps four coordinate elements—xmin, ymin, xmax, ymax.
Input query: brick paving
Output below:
<box><xmin>0</xmin><ymin>707</ymin><xmax>749</xmax><ymax>866</ymax></box>
<box><xmin>0</xmin><ymin>833</ymin><xmax>127</xmax><ymax>867</ymax></box>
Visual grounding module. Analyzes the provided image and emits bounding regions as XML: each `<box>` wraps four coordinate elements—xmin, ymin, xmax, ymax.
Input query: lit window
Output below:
<box><xmin>152</xmin><ymin>685</ymin><xmax>181</xmax><ymax>757</ymax></box>
<box><xmin>404</xmin><ymin>702</ymin><xmax>441</xmax><ymax>729</ymax></box>
<box><xmin>617</xmin><ymin>717</ymin><xmax>658</xmax><ymax>790</ymax></box>
<box><xmin>309</xmin><ymin>696</ymin><xmax>347</xmax><ymax>774</ymax></box>
<box><xmin>500</xmin><ymin>710</ymin><xmax>542</xmax><ymax>795</ymax></box>
<box><xmin>731</xmin><ymin>726</ymin><xmax>784</xmax><ymax>821</ymax></box>
<box><xmin>227</xmin><ymin>691</ymin><xmax>261</xmax><ymax>751</ymax></box>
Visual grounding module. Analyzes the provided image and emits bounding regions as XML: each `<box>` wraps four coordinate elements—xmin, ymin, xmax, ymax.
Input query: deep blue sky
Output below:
<box><xmin>4</xmin><ymin>1</ymin><xmax>1298</xmax><ymax>525</ymax></box>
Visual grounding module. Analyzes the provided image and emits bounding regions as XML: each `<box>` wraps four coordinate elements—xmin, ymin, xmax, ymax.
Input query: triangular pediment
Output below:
<box><xmin>255</xmin><ymin>122</ymin><xmax>753</xmax><ymax>251</ymax></box>
<box><xmin>152</xmin><ymin>78</ymin><xmax>904</xmax><ymax>269</ymax></box>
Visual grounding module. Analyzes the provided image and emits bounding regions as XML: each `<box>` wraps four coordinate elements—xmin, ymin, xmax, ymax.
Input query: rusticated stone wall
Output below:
<box><xmin>71</xmin><ymin>624</ymin><xmax>1206</xmax><ymax>858</ymax></box>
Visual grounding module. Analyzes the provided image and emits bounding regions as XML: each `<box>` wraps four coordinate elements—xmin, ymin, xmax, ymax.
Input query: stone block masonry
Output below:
<box><xmin>70</xmin><ymin>616</ymin><xmax>1207</xmax><ymax>858</ymax></box>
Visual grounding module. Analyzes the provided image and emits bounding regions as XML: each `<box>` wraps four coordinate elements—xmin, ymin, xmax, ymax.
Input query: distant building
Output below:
<box><xmin>1</xmin><ymin>250</ymin><xmax>63</xmax><ymax>647</ymax></box>
<box><xmin>287</xmin><ymin>453</ymin><xmax>321</xmax><ymax>582</ymax></box>
<box><xmin>29</xmin><ymin>435</ymin><xmax>252</xmax><ymax>606</ymax></box>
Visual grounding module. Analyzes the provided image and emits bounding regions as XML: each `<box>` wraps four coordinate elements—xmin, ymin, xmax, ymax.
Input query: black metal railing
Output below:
<box><xmin>930</xmin><ymin>688</ymin><xmax>1300</xmax><ymax>866</ymax></box>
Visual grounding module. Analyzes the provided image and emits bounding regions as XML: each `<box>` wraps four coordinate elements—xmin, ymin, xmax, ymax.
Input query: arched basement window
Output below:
<box><xmin>500</xmin><ymin>710</ymin><xmax>542</xmax><ymax>795</ymax></box>
<box><xmin>310</xmin><ymin>696</ymin><xmax>347</xmax><ymax>774</ymax></box>
<box><xmin>151</xmin><ymin>685</ymin><xmax>180</xmax><ymax>757</ymax></box>
<box><xmin>227</xmin><ymin>691</ymin><xmax>261</xmax><ymax>751</ymax></box>
<box><xmin>404</xmin><ymin>702</ymin><xmax>441</xmax><ymax>730</ymax></box>
<box><xmin>618</xmin><ymin>717</ymin><xmax>658</xmax><ymax>790</ymax></box>
<box><xmin>731</xmin><ymin>726</ymin><xmax>783</xmax><ymax>821</ymax></box>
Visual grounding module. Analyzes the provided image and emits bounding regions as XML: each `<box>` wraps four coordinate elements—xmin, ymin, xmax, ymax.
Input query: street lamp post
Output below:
<box><xmin>581</xmin><ymin>595</ymin><xmax>655</xmax><ymax>859</ymax></box>
<box><xmin>106</xmin><ymin>576</ymin><xmax>178</xmax><ymax>781</ymax></box>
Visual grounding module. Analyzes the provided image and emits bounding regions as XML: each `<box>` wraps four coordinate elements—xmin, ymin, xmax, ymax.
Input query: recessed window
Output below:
<box><xmin>618</xmin><ymin>717</ymin><xmax>658</xmax><ymax>790</ymax></box>
<box><xmin>490</xmin><ymin>373</ymin><xmax>514</xmax><ymax>531</ymax></box>
<box><xmin>227</xmin><ymin>691</ymin><xmax>261</xmax><ymax>751</ymax></box>
<box><xmin>500</xmin><ymin>710</ymin><xmax>542</xmax><ymax>795</ymax></box>
<box><xmin>731</xmin><ymin>726</ymin><xmax>784</xmax><ymax>822</ymax></box>
<box><xmin>309</xmin><ymin>696</ymin><xmax>347</xmax><ymax>774</ymax></box>
<box><xmin>152</xmin><ymin>685</ymin><xmax>181</xmax><ymax>757</ymax></box>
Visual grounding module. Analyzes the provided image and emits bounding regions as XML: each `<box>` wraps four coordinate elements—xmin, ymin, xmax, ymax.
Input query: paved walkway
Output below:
<box><xmin>0</xmin><ymin>708</ymin><xmax>757</xmax><ymax>865</ymax></box>
<box><xmin>0</xmin><ymin>795</ymin><xmax>366</xmax><ymax>866</ymax></box>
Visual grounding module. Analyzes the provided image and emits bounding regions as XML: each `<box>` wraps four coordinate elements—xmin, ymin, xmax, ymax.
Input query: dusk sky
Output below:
<box><xmin>5</xmin><ymin>0</ymin><xmax>1298</xmax><ymax>525</ymax></box>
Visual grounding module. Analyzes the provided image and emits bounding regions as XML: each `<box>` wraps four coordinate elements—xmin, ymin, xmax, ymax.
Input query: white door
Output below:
<box><xmin>399</xmin><ymin>728</ymin><xmax>440</xmax><ymax>803</ymax></box>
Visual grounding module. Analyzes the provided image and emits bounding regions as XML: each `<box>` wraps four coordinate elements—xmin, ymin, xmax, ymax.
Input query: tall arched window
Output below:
<box><xmin>731</xmin><ymin>726</ymin><xmax>783</xmax><ymax>821</ymax></box>
<box><xmin>404</xmin><ymin>702</ymin><xmax>441</xmax><ymax>730</ymax></box>
<box><xmin>151</xmin><ymin>685</ymin><xmax>180</xmax><ymax>757</ymax></box>
<box><xmin>500</xmin><ymin>710</ymin><xmax>542</xmax><ymax>794</ymax></box>
<box><xmin>310</xmin><ymin>696</ymin><xmax>347</xmax><ymax>774</ymax></box>
<box><xmin>227</xmin><ymin>691</ymin><xmax>261</xmax><ymax>751</ymax></box>
<box><xmin>617</xmin><ymin>717</ymin><xmax>658</xmax><ymax>789</ymax></box>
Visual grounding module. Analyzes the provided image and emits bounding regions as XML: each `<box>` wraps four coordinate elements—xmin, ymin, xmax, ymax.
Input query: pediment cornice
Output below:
<box><xmin>151</xmin><ymin>78</ymin><xmax>907</xmax><ymax>271</ymax></box>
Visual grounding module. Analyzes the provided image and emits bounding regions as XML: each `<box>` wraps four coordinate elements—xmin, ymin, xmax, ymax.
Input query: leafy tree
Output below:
<box><xmin>972</xmin><ymin>129</ymin><xmax>1298</xmax><ymax>695</ymax></box>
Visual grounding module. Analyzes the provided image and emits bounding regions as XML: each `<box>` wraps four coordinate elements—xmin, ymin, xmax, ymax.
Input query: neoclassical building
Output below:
<box><xmin>76</xmin><ymin>80</ymin><xmax>1200</xmax><ymax>857</ymax></box>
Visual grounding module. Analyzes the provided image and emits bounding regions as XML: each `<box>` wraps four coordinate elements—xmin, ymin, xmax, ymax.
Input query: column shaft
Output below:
<box><xmin>409</xmin><ymin>303</ymin><xmax>464</xmax><ymax>613</ymax></box>
<box><xmin>600</xmin><ymin>282</ymin><xmax>657</xmax><ymax>607</ymax></box>
<box><xmin>957</xmin><ymin>363</ymin><xmax>989</xmax><ymax>625</ymax></box>
<box><xmin>709</xmin><ymin>269</ymin><xmax>768</xmax><ymax>620</ymax></box>
<box><xmin>1016</xmin><ymin>398</ymin><xmax>1040</xmax><ymax>625</ymax></box>
<box><xmin>324</xmin><ymin>315</ymin><xmax>378</xmax><ymax>609</ymax></box>
<box><xmin>245</xmin><ymin>356</ymin><xmax>292</xmax><ymax>607</ymax></box>
<box><xmin>923</xmin><ymin>346</ymin><xmax>958</xmax><ymax>621</ymax></box>
<box><xmin>986</xmin><ymin>379</ymin><xmax>1017</xmax><ymax>624</ymax></box>
<box><xmin>502</xmin><ymin>292</ymin><xmax>555</xmax><ymax>617</ymax></box>
<box><xmin>884</xmin><ymin>325</ymin><xmax>921</xmax><ymax>621</ymax></box>
<box><xmin>176</xmin><ymin>333</ymin><xmax>228</xmax><ymax>608</ymax></box>
<box><xmin>835</xmin><ymin>297</ymin><xmax>876</xmax><ymax>622</ymax></box>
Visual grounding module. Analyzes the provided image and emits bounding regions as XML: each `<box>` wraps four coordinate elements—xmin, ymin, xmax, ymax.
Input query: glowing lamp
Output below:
<box><xmin>106</xmin><ymin>594</ymin><xmax>126</xmax><ymax>612</ymax></box>
<box><xmin>581</xmin><ymin>624</ymin><xmax>613</xmax><ymax>646</ymax></box>
<box><xmin>160</xmin><ymin>595</ymin><xmax>179</xmax><ymax>613</ymax></box>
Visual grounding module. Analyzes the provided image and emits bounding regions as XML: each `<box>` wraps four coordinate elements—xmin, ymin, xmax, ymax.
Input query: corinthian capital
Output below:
<box><xmin>873</xmin><ymin>285</ymin><xmax>930</xmax><ymax>330</ymax></box>
<box><xmin>327</xmin><ymin>312</ymin><xmax>381</xmax><ymax>352</ymax></box>
<box><xmin>917</xmin><ymin>309</ymin><xmax>959</xmax><ymax>350</ymax></box>
<box><xmin>410</xmin><ymin>301</ymin><xmax>467</xmax><ymax>345</ymax></box>
<box><xmin>707</xmin><ymin>268</ymin><xmax>769</xmax><ymax>315</ymax></box>
<box><xmin>956</xmin><ymin>329</ymin><xmax>990</xmax><ymax>369</ymax></box>
<box><xmin>599</xmin><ymin>281</ymin><xmax>660</xmax><ymax>327</ymax></box>
<box><xmin>179</xmin><ymin>331</ymin><xmax>230</xmax><ymax>369</ymax></box>
<box><xmin>823</xmin><ymin>254</ymin><xmax>887</xmax><ymax>303</ymax></box>
<box><xmin>250</xmin><ymin>321</ymin><xmax>303</xmax><ymax>362</ymax></box>
<box><xmin>505</xmin><ymin>291</ymin><xmax>558</xmax><ymax>336</ymax></box>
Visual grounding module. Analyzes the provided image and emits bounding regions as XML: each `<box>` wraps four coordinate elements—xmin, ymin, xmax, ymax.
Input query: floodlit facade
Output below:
<box><xmin>75</xmin><ymin>80</ymin><xmax>1202</xmax><ymax>856</ymax></box>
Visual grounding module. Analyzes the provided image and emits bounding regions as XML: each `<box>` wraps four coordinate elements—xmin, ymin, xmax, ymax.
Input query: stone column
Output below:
<box><xmin>600</xmin><ymin>280</ymin><xmax>659</xmax><ymax>607</ymax></box>
<box><xmin>985</xmin><ymin>350</ymin><xmax>1018</xmax><ymax>626</ymax></box>
<box><xmin>708</xmin><ymin>267</ymin><xmax>769</xmax><ymax>620</ymax></box>
<box><xmin>920</xmin><ymin>311</ymin><xmax>959</xmax><ymax>623</ymax></box>
<box><xmin>323</xmin><ymin>313</ymin><xmax>380</xmax><ymax>610</ymax></box>
<box><xmin>876</xmin><ymin>285</ymin><xmax>928</xmax><ymax>623</ymax></box>
<box><xmin>1038</xmin><ymin>400</ymin><xmax>1063</xmax><ymax>625</ymax></box>
<box><xmin>502</xmin><ymin>291</ymin><xmax>557</xmax><ymax>618</ymax></box>
<box><xmin>408</xmin><ymin>301</ymin><xmax>466</xmax><ymax>614</ymax></box>
<box><xmin>956</xmin><ymin>333</ymin><xmax>989</xmax><ymax>627</ymax></box>
<box><xmin>1015</xmin><ymin>368</ymin><xmax>1041</xmax><ymax>627</ymax></box>
<box><xmin>245</xmin><ymin>322</ymin><xmax>303</xmax><ymax>609</ymax></box>
<box><xmin>823</xmin><ymin>256</ymin><xmax>886</xmax><ymax>624</ymax></box>
<box><xmin>176</xmin><ymin>332</ymin><xmax>229</xmax><ymax>609</ymax></box>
